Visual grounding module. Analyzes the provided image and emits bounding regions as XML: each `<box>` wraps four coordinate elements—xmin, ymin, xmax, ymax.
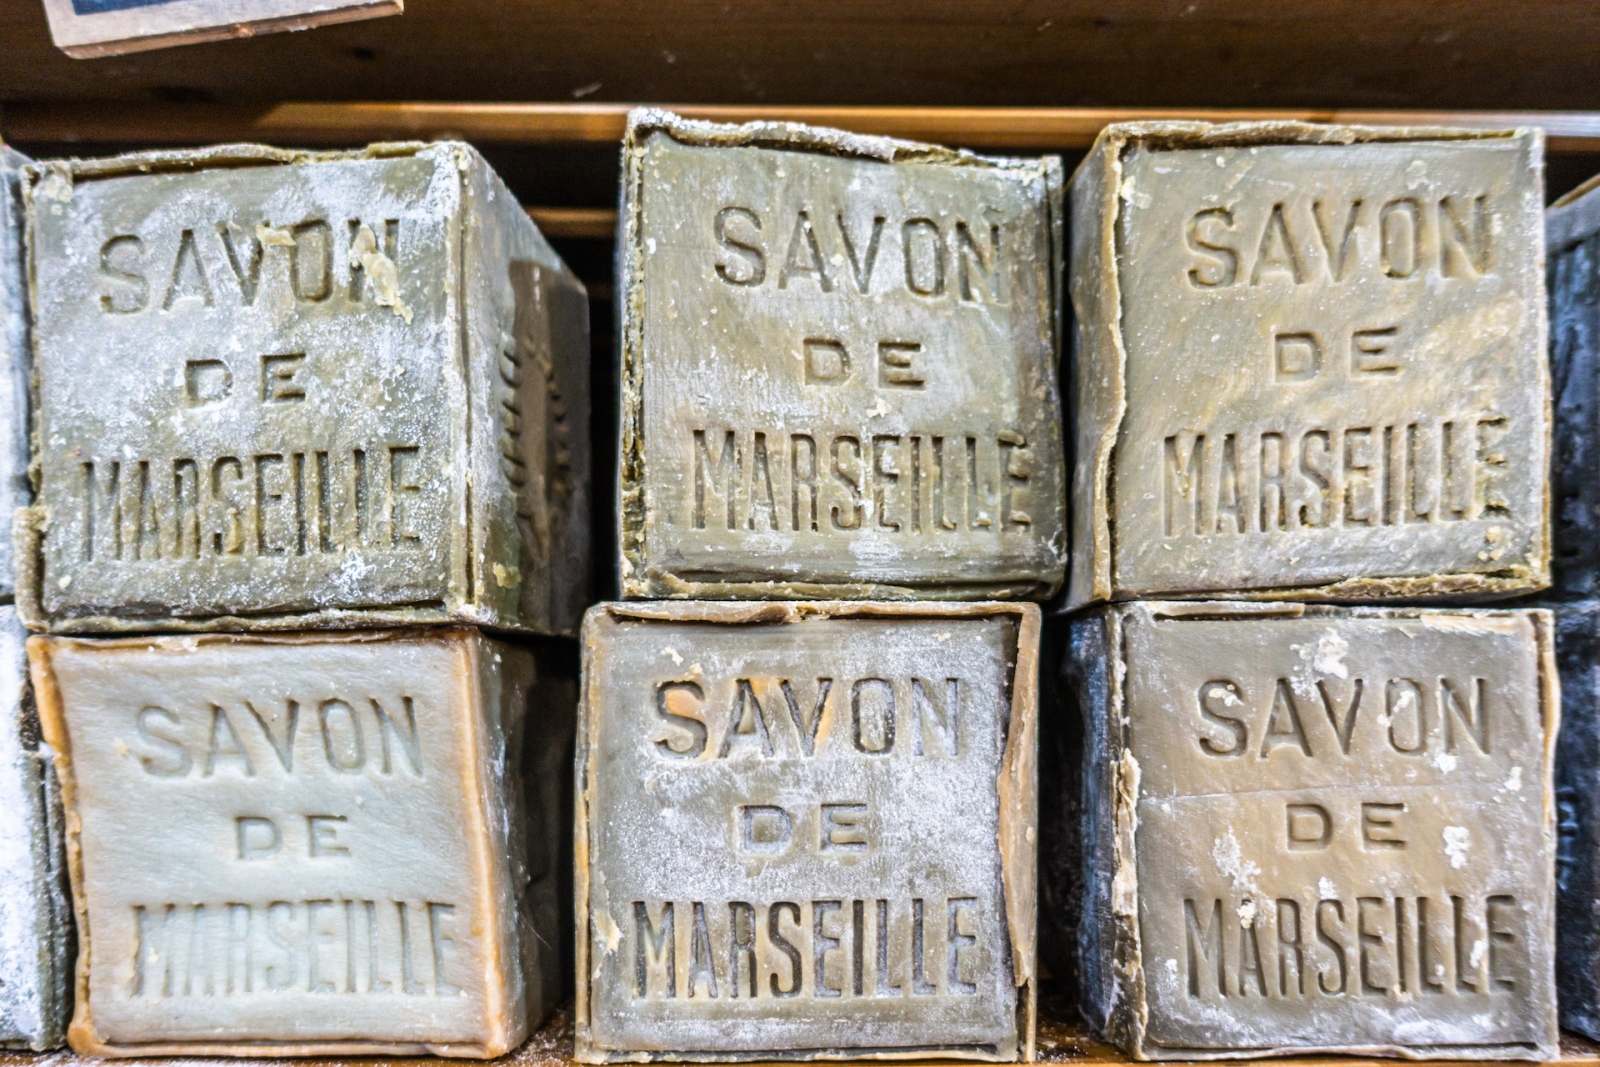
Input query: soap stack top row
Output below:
<box><xmin>4</xmin><ymin>116</ymin><xmax>1555</xmax><ymax>631</ymax></box>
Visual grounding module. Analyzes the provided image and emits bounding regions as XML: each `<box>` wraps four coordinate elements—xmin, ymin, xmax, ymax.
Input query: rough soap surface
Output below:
<box><xmin>1552</xmin><ymin>602</ymin><xmax>1600</xmax><ymax>1038</ymax></box>
<box><xmin>618</xmin><ymin>109</ymin><xmax>1066</xmax><ymax>601</ymax></box>
<box><xmin>0</xmin><ymin>145</ymin><xmax>31</xmax><ymax>598</ymax></box>
<box><xmin>22</xmin><ymin>142</ymin><xmax>589</xmax><ymax>635</ymax></box>
<box><xmin>1072</xmin><ymin>602</ymin><xmax>1558</xmax><ymax>1059</ymax></box>
<box><xmin>0</xmin><ymin>606</ymin><xmax>71</xmax><ymax>1050</ymax></box>
<box><xmin>1068</xmin><ymin>123</ymin><xmax>1550</xmax><ymax>607</ymax></box>
<box><xmin>1547</xmin><ymin>181</ymin><xmax>1600</xmax><ymax>599</ymax></box>
<box><xmin>30</xmin><ymin>628</ymin><xmax>565</xmax><ymax>1058</ymax></box>
<box><xmin>576</xmin><ymin>601</ymin><xmax>1038</xmax><ymax>1062</ymax></box>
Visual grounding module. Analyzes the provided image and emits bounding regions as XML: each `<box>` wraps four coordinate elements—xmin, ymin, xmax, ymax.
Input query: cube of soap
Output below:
<box><xmin>0</xmin><ymin>606</ymin><xmax>71</xmax><ymax>1050</ymax></box>
<box><xmin>0</xmin><ymin>144</ymin><xmax>31</xmax><ymax>597</ymax></box>
<box><xmin>576</xmin><ymin>601</ymin><xmax>1039</xmax><ymax>1061</ymax></box>
<box><xmin>30</xmin><ymin>627</ymin><xmax>566</xmax><ymax>1057</ymax></box>
<box><xmin>1546</xmin><ymin>182</ymin><xmax>1600</xmax><ymax>598</ymax></box>
<box><xmin>1552</xmin><ymin>602</ymin><xmax>1600</xmax><ymax>1037</ymax></box>
<box><xmin>618</xmin><ymin>109</ymin><xmax>1067</xmax><ymax>600</ymax></box>
<box><xmin>21</xmin><ymin>142</ymin><xmax>590</xmax><ymax>635</ymax></box>
<box><xmin>1068</xmin><ymin>124</ymin><xmax>1549</xmax><ymax>607</ymax></box>
<box><xmin>1072</xmin><ymin>601</ymin><xmax>1557</xmax><ymax>1059</ymax></box>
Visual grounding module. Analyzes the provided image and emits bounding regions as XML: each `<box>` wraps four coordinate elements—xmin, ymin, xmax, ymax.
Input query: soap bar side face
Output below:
<box><xmin>622</xmin><ymin>121</ymin><xmax>1066</xmax><ymax>600</ymax></box>
<box><xmin>0</xmin><ymin>148</ymin><xmax>29</xmax><ymax>597</ymax></box>
<box><xmin>27</xmin><ymin>150</ymin><xmax>465</xmax><ymax>627</ymax></box>
<box><xmin>1086</xmin><ymin>129</ymin><xmax>1549</xmax><ymax>601</ymax></box>
<box><xmin>0</xmin><ymin>607</ymin><xmax>70</xmax><ymax>1050</ymax></box>
<box><xmin>33</xmin><ymin>630</ymin><xmax>527</xmax><ymax>1056</ymax></box>
<box><xmin>462</xmin><ymin>158</ymin><xmax>591</xmax><ymax>635</ymax></box>
<box><xmin>1118</xmin><ymin>605</ymin><xmax>1556</xmax><ymax>1057</ymax></box>
<box><xmin>1546</xmin><ymin>189</ymin><xmax>1600</xmax><ymax>599</ymax></box>
<box><xmin>579</xmin><ymin>605</ymin><xmax>1025</xmax><ymax>1059</ymax></box>
<box><xmin>1553</xmin><ymin>603</ymin><xmax>1600</xmax><ymax>1037</ymax></box>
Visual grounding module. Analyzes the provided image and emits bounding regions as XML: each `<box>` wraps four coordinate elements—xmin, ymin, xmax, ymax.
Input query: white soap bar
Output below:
<box><xmin>31</xmin><ymin>627</ymin><xmax>567</xmax><ymax>1058</ymax></box>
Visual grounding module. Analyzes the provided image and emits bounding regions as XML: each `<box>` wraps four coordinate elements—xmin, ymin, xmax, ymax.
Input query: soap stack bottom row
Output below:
<box><xmin>0</xmin><ymin>141</ymin><xmax>591</xmax><ymax>1057</ymax></box>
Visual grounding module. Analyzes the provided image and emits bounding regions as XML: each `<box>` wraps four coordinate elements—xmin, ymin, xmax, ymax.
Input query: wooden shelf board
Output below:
<box><xmin>2</xmin><ymin>1006</ymin><xmax>1596</xmax><ymax>1067</ymax></box>
<box><xmin>9</xmin><ymin>103</ymin><xmax>1600</xmax><ymax>152</ymax></box>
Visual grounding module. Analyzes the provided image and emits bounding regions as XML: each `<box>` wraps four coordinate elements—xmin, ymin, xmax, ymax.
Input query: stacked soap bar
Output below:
<box><xmin>618</xmin><ymin>109</ymin><xmax>1066</xmax><ymax>601</ymax></box>
<box><xmin>14</xmin><ymin>142</ymin><xmax>588</xmax><ymax>1056</ymax></box>
<box><xmin>1072</xmin><ymin>603</ymin><xmax>1558</xmax><ymax>1060</ymax></box>
<box><xmin>584</xmin><ymin>111</ymin><xmax>1060</xmax><ymax>1062</ymax></box>
<box><xmin>1068</xmin><ymin>123</ymin><xmax>1549</xmax><ymax>606</ymax></box>
<box><xmin>576</xmin><ymin>602</ymin><xmax>1038</xmax><ymax>1062</ymax></box>
<box><xmin>21</xmin><ymin>142</ymin><xmax>590</xmax><ymax>636</ymax></box>
<box><xmin>1052</xmin><ymin>122</ymin><xmax>1563</xmax><ymax>1062</ymax></box>
<box><xmin>0</xmin><ymin>144</ymin><xmax>70</xmax><ymax>1053</ymax></box>
<box><xmin>1545</xmin><ymin>179</ymin><xmax>1600</xmax><ymax>1040</ymax></box>
<box><xmin>32</xmin><ymin>629</ymin><xmax>560</xmax><ymax>1057</ymax></box>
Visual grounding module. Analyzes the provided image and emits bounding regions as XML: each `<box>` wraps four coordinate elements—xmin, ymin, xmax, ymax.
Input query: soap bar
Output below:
<box><xmin>0</xmin><ymin>145</ymin><xmax>30</xmax><ymax>597</ymax></box>
<box><xmin>618</xmin><ymin>109</ymin><xmax>1066</xmax><ymax>600</ymax></box>
<box><xmin>38</xmin><ymin>0</ymin><xmax>400</xmax><ymax>59</ymax></box>
<box><xmin>1546</xmin><ymin>182</ymin><xmax>1600</xmax><ymax>598</ymax></box>
<box><xmin>1552</xmin><ymin>602</ymin><xmax>1600</xmax><ymax>1038</ymax></box>
<box><xmin>21</xmin><ymin>142</ymin><xmax>590</xmax><ymax>636</ymax></box>
<box><xmin>1068</xmin><ymin>123</ymin><xmax>1549</xmax><ymax>607</ymax></box>
<box><xmin>1073</xmin><ymin>601</ymin><xmax>1557</xmax><ymax>1059</ymax></box>
<box><xmin>576</xmin><ymin>601</ymin><xmax>1039</xmax><ymax>1061</ymax></box>
<box><xmin>0</xmin><ymin>607</ymin><xmax>71</xmax><ymax>1050</ymax></box>
<box><xmin>30</xmin><ymin>627</ymin><xmax>567</xmax><ymax>1058</ymax></box>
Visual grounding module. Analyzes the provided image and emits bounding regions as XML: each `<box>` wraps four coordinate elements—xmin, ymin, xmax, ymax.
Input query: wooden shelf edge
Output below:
<box><xmin>8</xmin><ymin>103</ymin><xmax>1600</xmax><ymax>152</ymax></box>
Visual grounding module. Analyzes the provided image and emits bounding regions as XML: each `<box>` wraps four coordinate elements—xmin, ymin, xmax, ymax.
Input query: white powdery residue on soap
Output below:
<box><xmin>1444</xmin><ymin>826</ymin><xmax>1471</xmax><ymax>869</ymax></box>
<box><xmin>1237</xmin><ymin>898</ymin><xmax>1257</xmax><ymax>928</ymax></box>
<box><xmin>1318</xmin><ymin>877</ymin><xmax>1337</xmax><ymax>900</ymax></box>
<box><xmin>1433</xmin><ymin>752</ymin><xmax>1458</xmax><ymax>773</ymax></box>
<box><xmin>351</xmin><ymin>224</ymin><xmax>413</xmax><ymax>324</ymax></box>
<box><xmin>1469</xmin><ymin>938</ymin><xmax>1487</xmax><ymax>970</ymax></box>
<box><xmin>1312</xmin><ymin>628</ymin><xmax>1349</xmax><ymax>679</ymax></box>
<box><xmin>1164</xmin><ymin>958</ymin><xmax>1179</xmax><ymax>982</ymax></box>
<box><xmin>596</xmin><ymin>908</ymin><xmax>624</xmax><ymax>953</ymax></box>
<box><xmin>1212</xmin><ymin>828</ymin><xmax>1261</xmax><ymax>897</ymax></box>
<box><xmin>661</xmin><ymin>647</ymin><xmax>683</xmax><ymax>665</ymax></box>
<box><xmin>1503</xmin><ymin>766</ymin><xmax>1523</xmax><ymax>792</ymax></box>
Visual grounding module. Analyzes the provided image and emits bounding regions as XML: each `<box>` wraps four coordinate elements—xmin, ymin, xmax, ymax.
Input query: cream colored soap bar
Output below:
<box><xmin>1069</xmin><ymin>123</ymin><xmax>1549</xmax><ymax>607</ymax></box>
<box><xmin>618</xmin><ymin>109</ymin><xmax>1066</xmax><ymax>600</ymax></box>
<box><xmin>31</xmin><ymin>628</ymin><xmax>568</xmax><ymax>1058</ymax></box>
<box><xmin>22</xmin><ymin>142</ymin><xmax>590</xmax><ymax>635</ymax></box>
<box><xmin>1073</xmin><ymin>602</ymin><xmax>1558</xmax><ymax>1059</ymax></box>
<box><xmin>576</xmin><ymin>601</ymin><xmax>1038</xmax><ymax>1061</ymax></box>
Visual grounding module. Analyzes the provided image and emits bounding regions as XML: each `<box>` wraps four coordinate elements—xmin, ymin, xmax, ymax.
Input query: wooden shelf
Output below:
<box><xmin>2</xmin><ymin>1004</ymin><xmax>1597</xmax><ymax>1067</ymax></box>
<box><xmin>9</xmin><ymin>102</ymin><xmax>1600</xmax><ymax>152</ymax></box>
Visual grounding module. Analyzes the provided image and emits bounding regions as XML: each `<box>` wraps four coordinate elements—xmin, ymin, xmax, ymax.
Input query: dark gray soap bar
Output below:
<box><xmin>0</xmin><ymin>605</ymin><xmax>71</xmax><ymax>1050</ymax></box>
<box><xmin>618</xmin><ymin>109</ymin><xmax>1067</xmax><ymax>601</ymax></box>
<box><xmin>1072</xmin><ymin>601</ymin><xmax>1558</xmax><ymax>1060</ymax></box>
<box><xmin>1069</xmin><ymin>123</ymin><xmax>1550</xmax><ymax>607</ymax></box>
<box><xmin>1554</xmin><ymin>602</ymin><xmax>1600</xmax><ymax>1038</ymax></box>
<box><xmin>576</xmin><ymin>601</ymin><xmax>1039</xmax><ymax>1062</ymax></box>
<box><xmin>1547</xmin><ymin>184</ymin><xmax>1600</xmax><ymax>598</ymax></box>
<box><xmin>21</xmin><ymin>142</ymin><xmax>589</xmax><ymax>635</ymax></box>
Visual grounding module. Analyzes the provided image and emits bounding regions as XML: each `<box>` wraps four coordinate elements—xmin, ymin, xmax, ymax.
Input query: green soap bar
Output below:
<box><xmin>22</xmin><ymin>142</ymin><xmax>589</xmax><ymax>635</ymax></box>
